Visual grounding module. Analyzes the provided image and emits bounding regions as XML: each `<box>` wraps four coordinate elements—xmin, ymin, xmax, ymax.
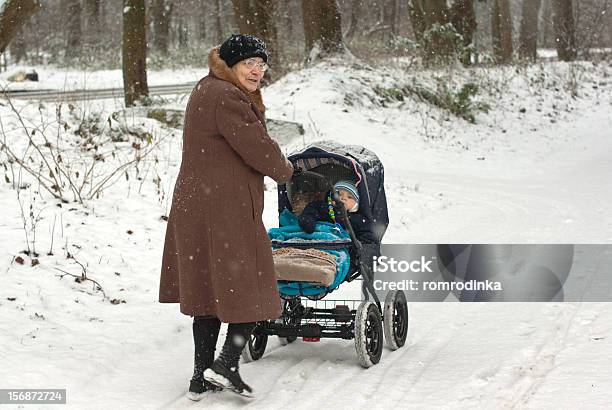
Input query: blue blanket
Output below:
<box><xmin>268</xmin><ymin>210</ymin><xmax>351</xmax><ymax>297</ymax></box>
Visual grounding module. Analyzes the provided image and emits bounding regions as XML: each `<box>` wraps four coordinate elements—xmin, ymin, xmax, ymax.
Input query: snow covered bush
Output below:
<box><xmin>374</xmin><ymin>79</ymin><xmax>490</xmax><ymax>123</ymax></box>
<box><xmin>0</xmin><ymin>97</ymin><xmax>165</xmax><ymax>204</ymax></box>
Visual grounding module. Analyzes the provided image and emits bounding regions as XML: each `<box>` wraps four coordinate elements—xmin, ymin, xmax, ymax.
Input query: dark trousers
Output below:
<box><xmin>192</xmin><ymin>316</ymin><xmax>255</xmax><ymax>381</ymax></box>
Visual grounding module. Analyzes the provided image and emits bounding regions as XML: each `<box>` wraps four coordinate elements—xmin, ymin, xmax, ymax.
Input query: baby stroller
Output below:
<box><xmin>241</xmin><ymin>141</ymin><xmax>409</xmax><ymax>368</ymax></box>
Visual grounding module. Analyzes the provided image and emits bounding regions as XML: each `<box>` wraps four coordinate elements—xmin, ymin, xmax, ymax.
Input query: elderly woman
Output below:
<box><xmin>159</xmin><ymin>34</ymin><xmax>293</xmax><ymax>400</ymax></box>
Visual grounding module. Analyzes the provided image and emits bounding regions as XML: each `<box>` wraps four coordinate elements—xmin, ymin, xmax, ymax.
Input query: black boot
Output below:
<box><xmin>204</xmin><ymin>322</ymin><xmax>256</xmax><ymax>398</ymax></box>
<box><xmin>187</xmin><ymin>316</ymin><xmax>222</xmax><ymax>401</ymax></box>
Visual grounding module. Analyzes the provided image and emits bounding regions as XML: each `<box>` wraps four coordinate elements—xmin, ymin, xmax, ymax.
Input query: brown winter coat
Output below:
<box><xmin>159</xmin><ymin>47</ymin><xmax>294</xmax><ymax>322</ymax></box>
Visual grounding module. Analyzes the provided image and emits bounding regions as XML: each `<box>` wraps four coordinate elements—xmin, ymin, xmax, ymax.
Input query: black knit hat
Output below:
<box><xmin>219</xmin><ymin>34</ymin><xmax>269</xmax><ymax>68</ymax></box>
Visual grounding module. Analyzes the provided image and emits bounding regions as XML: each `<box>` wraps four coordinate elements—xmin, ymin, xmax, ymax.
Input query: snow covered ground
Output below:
<box><xmin>1</xmin><ymin>58</ymin><xmax>611</xmax><ymax>409</ymax></box>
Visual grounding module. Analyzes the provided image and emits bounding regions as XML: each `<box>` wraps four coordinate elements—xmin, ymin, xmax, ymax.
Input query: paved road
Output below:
<box><xmin>1</xmin><ymin>82</ymin><xmax>196</xmax><ymax>102</ymax></box>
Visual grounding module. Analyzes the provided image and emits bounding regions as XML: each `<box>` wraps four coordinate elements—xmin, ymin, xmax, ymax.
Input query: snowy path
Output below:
<box><xmin>20</xmin><ymin>303</ymin><xmax>607</xmax><ymax>409</ymax></box>
<box><xmin>383</xmin><ymin>103</ymin><xmax>612</xmax><ymax>244</ymax></box>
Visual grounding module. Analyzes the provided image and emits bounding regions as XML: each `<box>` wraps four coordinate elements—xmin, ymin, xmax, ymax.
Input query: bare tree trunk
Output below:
<box><xmin>0</xmin><ymin>0</ymin><xmax>41</xmax><ymax>55</ymax></box>
<box><xmin>252</xmin><ymin>0</ymin><xmax>279</xmax><ymax>64</ymax></box>
<box><xmin>491</xmin><ymin>0</ymin><xmax>502</xmax><ymax>59</ymax></box>
<box><xmin>177</xmin><ymin>15</ymin><xmax>188</xmax><ymax>49</ymax></box>
<box><xmin>212</xmin><ymin>0</ymin><xmax>224</xmax><ymax>44</ymax></box>
<box><xmin>552</xmin><ymin>0</ymin><xmax>576</xmax><ymax>61</ymax></box>
<box><xmin>198</xmin><ymin>2</ymin><xmax>207</xmax><ymax>41</ymax></box>
<box><xmin>608</xmin><ymin>5</ymin><xmax>612</xmax><ymax>46</ymax></box>
<box><xmin>84</xmin><ymin>0</ymin><xmax>102</xmax><ymax>41</ymax></box>
<box><xmin>491</xmin><ymin>0</ymin><xmax>513</xmax><ymax>63</ymax></box>
<box><xmin>540</xmin><ymin>0</ymin><xmax>551</xmax><ymax>47</ymax></box>
<box><xmin>301</xmin><ymin>0</ymin><xmax>345</xmax><ymax>63</ymax></box>
<box><xmin>390</xmin><ymin>0</ymin><xmax>398</xmax><ymax>37</ymax></box>
<box><xmin>230</xmin><ymin>0</ymin><xmax>279</xmax><ymax>65</ymax></box>
<box><xmin>316</xmin><ymin>0</ymin><xmax>344</xmax><ymax>56</ymax></box>
<box><xmin>519</xmin><ymin>0</ymin><xmax>542</xmax><ymax>60</ymax></box>
<box><xmin>574</xmin><ymin>0</ymin><xmax>610</xmax><ymax>52</ymax></box>
<box><xmin>9</xmin><ymin>27</ymin><xmax>26</xmax><ymax>62</ymax></box>
<box><xmin>232</xmin><ymin>0</ymin><xmax>256</xmax><ymax>34</ymax></box>
<box><xmin>302</xmin><ymin>0</ymin><xmax>317</xmax><ymax>53</ymax></box>
<box><xmin>122</xmin><ymin>0</ymin><xmax>149</xmax><ymax>107</ymax></box>
<box><xmin>380</xmin><ymin>0</ymin><xmax>397</xmax><ymax>41</ymax></box>
<box><xmin>152</xmin><ymin>0</ymin><xmax>172</xmax><ymax>54</ymax></box>
<box><xmin>345</xmin><ymin>0</ymin><xmax>362</xmax><ymax>41</ymax></box>
<box><xmin>65</xmin><ymin>0</ymin><xmax>82</xmax><ymax>58</ymax></box>
<box><xmin>229</xmin><ymin>0</ymin><xmax>282</xmax><ymax>77</ymax></box>
<box><xmin>450</xmin><ymin>0</ymin><xmax>476</xmax><ymax>65</ymax></box>
<box><xmin>407</xmin><ymin>0</ymin><xmax>426</xmax><ymax>45</ymax></box>
<box><xmin>276</xmin><ymin>0</ymin><xmax>295</xmax><ymax>62</ymax></box>
<box><xmin>409</xmin><ymin>0</ymin><xmax>459</xmax><ymax>64</ymax></box>
<box><xmin>422</xmin><ymin>0</ymin><xmax>453</xmax><ymax>64</ymax></box>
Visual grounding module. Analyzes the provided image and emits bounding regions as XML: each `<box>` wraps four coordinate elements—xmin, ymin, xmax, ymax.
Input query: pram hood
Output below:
<box><xmin>277</xmin><ymin>141</ymin><xmax>389</xmax><ymax>244</ymax></box>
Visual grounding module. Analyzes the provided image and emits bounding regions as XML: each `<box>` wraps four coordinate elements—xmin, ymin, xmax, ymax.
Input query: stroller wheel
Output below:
<box><xmin>383</xmin><ymin>290</ymin><xmax>409</xmax><ymax>350</ymax></box>
<box><xmin>354</xmin><ymin>302</ymin><xmax>383</xmax><ymax>368</ymax></box>
<box><xmin>241</xmin><ymin>322</ymin><xmax>268</xmax><ymax>363</ymax></box>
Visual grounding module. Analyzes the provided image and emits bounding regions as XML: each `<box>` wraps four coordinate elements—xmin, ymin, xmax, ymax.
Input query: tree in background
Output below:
<box><xmin>552</xmin><ymin>0</ymin><xmax>576</xmax><ymax>61</ymax></box>
<box><xmin>407</xmin><ymin>0</ymin><xmax>426</xmax><ymax>46</ymax></box>
<box><xmin>197</xmin><ymin>2</ymin><xmax>207</xmax><ymax>41</ymax></box>
<box><xmin>519</xmin><ymin>0</ymin><xmax>542</xmax><ymax>60</ymax></box>
<box><xmin>232</xmin><ymin>0</ymin><xmax>279</xmax><ymax>66</ymax></box>
<box><xmin>151</xmin><ymin>0</ymin><xmax>172</xmax><ymax>55</ymax></box>
<box><xmin>421</xmin><ymin>0</ymin><xmax>454</xmax><ymax>64</ymax></box>
<box><xmin>232</xmin><ymin>0</ymin><xmax>255</xmax><ymax>34</ymax></box>
<box><xmin>0</xmin><ymin>0</ymin><xmax>41</xmax><ymax>56</ymax></box>
<box><xmin>177</xmin><ymin>15</ymin><xmax>188</xmax><ymax>49</ymax></box>
<box><xmin>6</xmin><ymin>0</ymin><xmax>612</xmax><ymax>72</ymax></box>
<box><xmin>408</xmin><ymin>0</ymin><xmax>474</xmax><ymax>65</ymax></box>
<box><xmin>382</xmin><ymin>0</ymin><xmax>398</xmax><ymax>40</ymax></box>
<box><xmin>450</xmin><ymin>0</ymin><xmax>477</xmax><ymax>65</ymax></box>
<box><xmin>122</xmin><ymin>0</ymin><xmax>149</xmax><ymax>106</ymax></box>
<box><xmin>574</xmin><ymin>0</ymin><xmax>611</xmax><ymax>53</ymax></box>
<box><xmin>364</xmin><ymin>0</ymin><xmax>397</xmax><ymax>42</ymax></box>
<box><xmin>344</xmin><ymin>0</ymin><xmax>362</xmax><ymax>41</ymax></box>
<box><xmin>302</xmin><ymin>0</ymin><xmax>345</xmax><ymax>63</ymax></box>
<box><xmin>252</xmin><ymin>0</ymin><xmax>279</xmax><ymax>66</ymax></box>
<box><xmin>64</xmin><ymin>0</ymin><xmax>82</xmax><ymax>58</ymax></box>
<box><xmin>9</xmin><ymin>27</ymin><xmax>26</xmax><ymax>63</ymax></box>
<box><xmin>491</xmin><ymin>0</ymin><xmax>513</xmax><ymax>63</ymax></box>
<box><xmin>85</xmin><ymin>0</ymin><xmax>102</xmax><ymax>44</ymax></box>
<box><xmin>212</xmin><ymin>0</ymin><xmax>224</xmax><ymax>44</ymax></box>
<box><xmin>539</xmin><ymin>0</ymin><xmax>553</xmax><ymax>48</ymax></box>
<box><xmin>83</xmin><ymin>0</ymin><xmax>102</xmax><ymax>51</ymax></box>
<box><xmin>573</xmin><ymin>0</ymin><xmax>612</xmax><ymax>57</ymax></box>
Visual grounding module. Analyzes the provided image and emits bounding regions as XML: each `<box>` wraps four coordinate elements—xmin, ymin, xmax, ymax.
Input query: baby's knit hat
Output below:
<box><xmin>333</xmin><ymin>180</ymin><xmax>359</xmax><ymax>204</ymax></box>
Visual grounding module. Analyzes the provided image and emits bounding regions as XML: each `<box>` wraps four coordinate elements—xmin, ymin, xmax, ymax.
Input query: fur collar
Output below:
<box><xmin>208</xmin><ymin>46</ymin><xmax>266</xmax><ymax>115</ymax></box>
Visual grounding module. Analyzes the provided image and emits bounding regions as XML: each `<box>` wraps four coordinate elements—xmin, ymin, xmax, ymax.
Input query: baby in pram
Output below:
<box><xmin>271</xmin><ymin>180</ymin><xmax>377</xmax><ymax>294</ymax></box>
<box><xmin>298</xmin><ymin>180</ymin><xmax>377</xmax><ymax>246</ymax></box>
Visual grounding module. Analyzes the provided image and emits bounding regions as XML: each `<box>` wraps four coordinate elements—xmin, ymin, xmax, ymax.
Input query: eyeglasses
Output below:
<box><xmin>242</xmin><ymin>58</ymin><xmax>269</xmax><ymax>72</ymax></box>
